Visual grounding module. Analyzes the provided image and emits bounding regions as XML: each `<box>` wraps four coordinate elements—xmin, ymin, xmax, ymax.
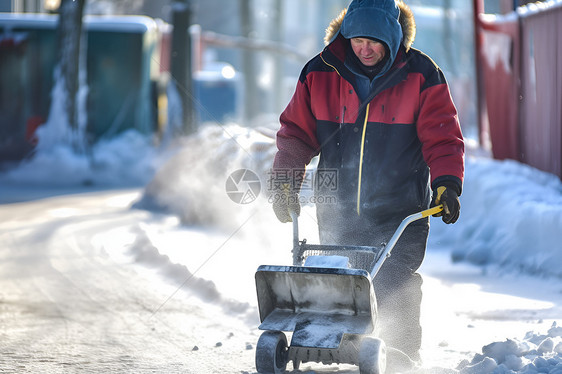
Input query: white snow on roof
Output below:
<box><xmin>0</xmin><ymin>12</ymin><xmax>157</xmax><ymax>33</ymax></box>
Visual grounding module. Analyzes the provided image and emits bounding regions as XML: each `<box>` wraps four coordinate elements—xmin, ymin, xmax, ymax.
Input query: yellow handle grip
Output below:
<box><xmin>421</xmin><ymin>205</ymin><xmax>444</xmax><ymax>218</ymax></box>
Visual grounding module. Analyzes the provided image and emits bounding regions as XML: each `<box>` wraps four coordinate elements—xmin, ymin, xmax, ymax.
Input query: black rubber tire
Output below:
<box><xmin>293</xmin><ymin>359</ymin><xmax>300</xmax><ymax>371</ymax></box>
<box><xmin>255</xmin><ymin>331</ymin><xmax>288</xmax><ymax>374</ymax></box>
<box><xmin>359</xmin><ymin>337</ymin><xmax>387</xmax><ymax>374</ymax></box>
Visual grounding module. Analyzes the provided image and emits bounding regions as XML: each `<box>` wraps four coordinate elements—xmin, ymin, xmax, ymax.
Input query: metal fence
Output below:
<box><xmin>475</xmin><ymin>0</ymin><xmax>562</xmax><ymax>178</ymax></box>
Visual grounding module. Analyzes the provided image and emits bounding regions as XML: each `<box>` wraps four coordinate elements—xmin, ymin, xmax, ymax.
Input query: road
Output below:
<box><xmin>1</xmin><ymin>186</ymin><xmax>560</xmax><ymax>373</ymax></box>
<box><xmin>0</xmin><ymin>188</ymin><xmax>256</xmax><ymax>373</ymax></box>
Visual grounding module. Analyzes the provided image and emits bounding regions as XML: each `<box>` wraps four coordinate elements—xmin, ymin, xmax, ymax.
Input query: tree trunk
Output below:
<box><xmin>240</xmin><ymin>0</ymin><xmax>259</xmax><ymax>122</ymax></box>
<box><xmin>55</xmin><ymin>0</ymin><xmax>86</xmax><ymax>151</ymax></box>
<box><xmin>170</xmin><ymin>0</ymin><xmax>196</xmax><ymax>135</ymax></box>
<box><xmin>272</xmin><ymin>0</ymin><xmax>284</xmax><ymax>114</ymax></box>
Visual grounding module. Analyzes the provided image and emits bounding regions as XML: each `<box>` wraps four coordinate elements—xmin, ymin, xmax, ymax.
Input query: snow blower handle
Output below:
<box><xmin>423</xmin><ymin>204</ymin><xmax>444</xmax><ymax>217</ymax></box>
<box><xmin>369</xmin><ymin>204</ymin><xmax>443</xmax><ymax>279</ymax></box>
<box><xmin>290</xmin><ymin>206</ymin><xmax>441</xmax><ymax>244</ymax></box>
<box><xmin>290</xmin><ymin>210</ymin><xmax>299</xmax><ymax>264</ymax></box>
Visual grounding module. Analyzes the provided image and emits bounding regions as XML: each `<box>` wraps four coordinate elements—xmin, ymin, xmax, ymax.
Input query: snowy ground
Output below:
<box><xmin>1</xmin><ymin>125</ymin><xmax>562</xmax><ymax>373</ymax></box>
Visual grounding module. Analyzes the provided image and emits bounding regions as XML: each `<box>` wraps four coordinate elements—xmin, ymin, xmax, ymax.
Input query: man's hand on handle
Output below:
<box><xmin>431</xmin><ymin>182</ymin><xmax>460</xmax><ymax>224</ymax></box>
<box><xmin>272</xmin><ymin>184</ymin><xmax>301</xmax><ymax>223</ymax></box>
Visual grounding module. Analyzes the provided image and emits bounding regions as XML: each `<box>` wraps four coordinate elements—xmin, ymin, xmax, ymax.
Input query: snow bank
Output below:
<box><xmin>0</xmin><ymin>129</ymin><xmax>161</xmax><ymax>187</ymax></box>
<box><xmin>128</xmin><ymin>225</ymin><xmax>254</xmax><ymax>319</ymax></box>
<box><xmin>429</xmin><ymin>155</ymin><xmax>562</xmax><ymax>277</ymax></box>
<box><xmin>457</xmin><ymin>322</ymin><xmax>562</xmax><ymax>374</ymax></box>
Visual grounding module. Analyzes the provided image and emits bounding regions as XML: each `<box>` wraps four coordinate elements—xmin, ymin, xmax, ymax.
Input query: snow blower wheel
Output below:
<box><xmin>359</xmin><ymin>337</ymin><xmax>387</xmax><ymax>374</ymax></box>
<box><xmin>255</xmin><ymin>330</ymin><xmax>288</xmax><ymax>374</ymax></box>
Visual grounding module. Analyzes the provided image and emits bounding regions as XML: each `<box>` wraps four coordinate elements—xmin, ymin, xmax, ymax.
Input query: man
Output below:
<box><xmin>270</xmin><ymin>0</ymin><xmax>464</xmax><ymax>362</ymax></box>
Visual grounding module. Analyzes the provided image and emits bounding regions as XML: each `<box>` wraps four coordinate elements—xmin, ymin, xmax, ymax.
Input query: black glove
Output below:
<box><xmin>271</xmin><ymin>183</ymin><xmax>301</xmax><ymax>223</ymax></box>
<box><xmin>431</xmin><ymin>182</ymin><xmax>460</xmax><ymax>224</ymax></box>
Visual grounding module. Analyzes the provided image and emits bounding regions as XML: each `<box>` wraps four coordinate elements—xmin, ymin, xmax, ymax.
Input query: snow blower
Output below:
<box><xmin>254</xmin><ymin>205</ymin><xmax>443</xmax><ymax>374</ymax></box>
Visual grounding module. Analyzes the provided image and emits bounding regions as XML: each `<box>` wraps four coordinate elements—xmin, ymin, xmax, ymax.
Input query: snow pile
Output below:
<box><xmin>129</xmin><ymin>225</ymin><xmax>255</xmax><ymax>321</ymax></box>
<box><xmin>0</xmin><ymin>129</ymin><xmax>161</xmax><ymax>187</ymax></box>
<box><xmin>0</xmin><ymin>61</ymin><xmax>165</xmax><ymax>188</ymax></box>
<box><xmin>457</xmin><ymin>323</ymin><xmax>562</xmax><ymax>374</ymax></box>
<box><xmin>429</xmin><ymin>155</ymin><xmax>562</xmax><ymax>277</ymax></box>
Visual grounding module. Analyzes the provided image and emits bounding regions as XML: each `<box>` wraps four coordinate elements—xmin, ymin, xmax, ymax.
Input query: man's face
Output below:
<box><xmin>350</xmin><ymin>37</ymin><xmax>386</xmax><ymax>66</ymax></box>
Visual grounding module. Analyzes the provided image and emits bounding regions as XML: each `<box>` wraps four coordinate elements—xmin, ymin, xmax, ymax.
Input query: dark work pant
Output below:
<box><xmin>317</xmin><ymin>209</ymin><xmax>429</xmax><ymax>360</ymax></box>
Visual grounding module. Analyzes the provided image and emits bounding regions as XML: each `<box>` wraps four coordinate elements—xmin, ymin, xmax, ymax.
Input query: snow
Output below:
<box><xmin>0</xmin><ymin>13</ymin><xmax>159</xmax><ymax>33</ymax></box>
<box><xmin>304</xmin><ymin>255</ymin><xmax>350</xmax><ymax>268</ymax></box>
<box><xmin>517</xmin><ymin>0</ymin><xmax>562</xmax><ymax>18</ymax></box>
<box><xmin>1</xmin><ymin>123</ymin><xmax>562</xmax><ymax>373</ymax></box>
<box><xmin>429</xmin><ymin>156</ymin><xmax>562</xmax><ymax>277</ymax></box>
<box><xmin>455</xmin><ymin>323</ymin><xmax>562</xmax><ymax>374</ymax></box>
<box><xmin>481</xmin><ymin>31</ymin><xmax>512</xmax><ymax>73</ymax></box>
<box><xmin>1</xmin><ymin>130</ymin><xmax>160</xmax><ymax>187</ymax></box>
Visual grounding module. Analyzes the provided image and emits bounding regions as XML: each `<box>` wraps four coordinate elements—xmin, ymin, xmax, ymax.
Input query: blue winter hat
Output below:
<box><xmin>340</xmin><ymin>0</ymin><xmax>403</xmax><ymax>66</ymax></box>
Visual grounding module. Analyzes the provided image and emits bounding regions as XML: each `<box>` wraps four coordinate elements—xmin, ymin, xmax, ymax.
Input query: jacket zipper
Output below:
<box><xmin>357</xmin><ymin>103</ymin><xmax>370</xmax><ymax>215</ymax></box>
<box><xmin>339</xmin><ymin>105</ymin><xmax>346</xmax><ymax>135</ymax></box>
<box><xmin>338</xmin><ymin>106</ymin><xmax>346</xmax><ymax>168</ymax></box>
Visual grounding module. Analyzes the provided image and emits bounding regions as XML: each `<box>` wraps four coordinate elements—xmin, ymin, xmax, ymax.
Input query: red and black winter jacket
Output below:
<box><xmin>273</xmin><ymin>6</ymin><xmax>464</xmax><ymax>222</ymax></box>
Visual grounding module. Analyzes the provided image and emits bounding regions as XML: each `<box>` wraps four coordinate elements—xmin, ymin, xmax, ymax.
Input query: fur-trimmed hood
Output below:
<box><xmin>324</xmin><ymin>0</ymin><xmax>416</xmax><ymax>53</ymax></box>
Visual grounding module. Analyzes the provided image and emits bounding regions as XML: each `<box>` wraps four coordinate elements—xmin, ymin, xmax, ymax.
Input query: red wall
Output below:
<box><xmin>519</xmin><ymin>5</ymin><xmax>562</xmax><ymax>178</ymax></box>
<box><xmin>475</xmin><ymin>1</ymin><xmax>562</xmax><ymax>179</ymax></box>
